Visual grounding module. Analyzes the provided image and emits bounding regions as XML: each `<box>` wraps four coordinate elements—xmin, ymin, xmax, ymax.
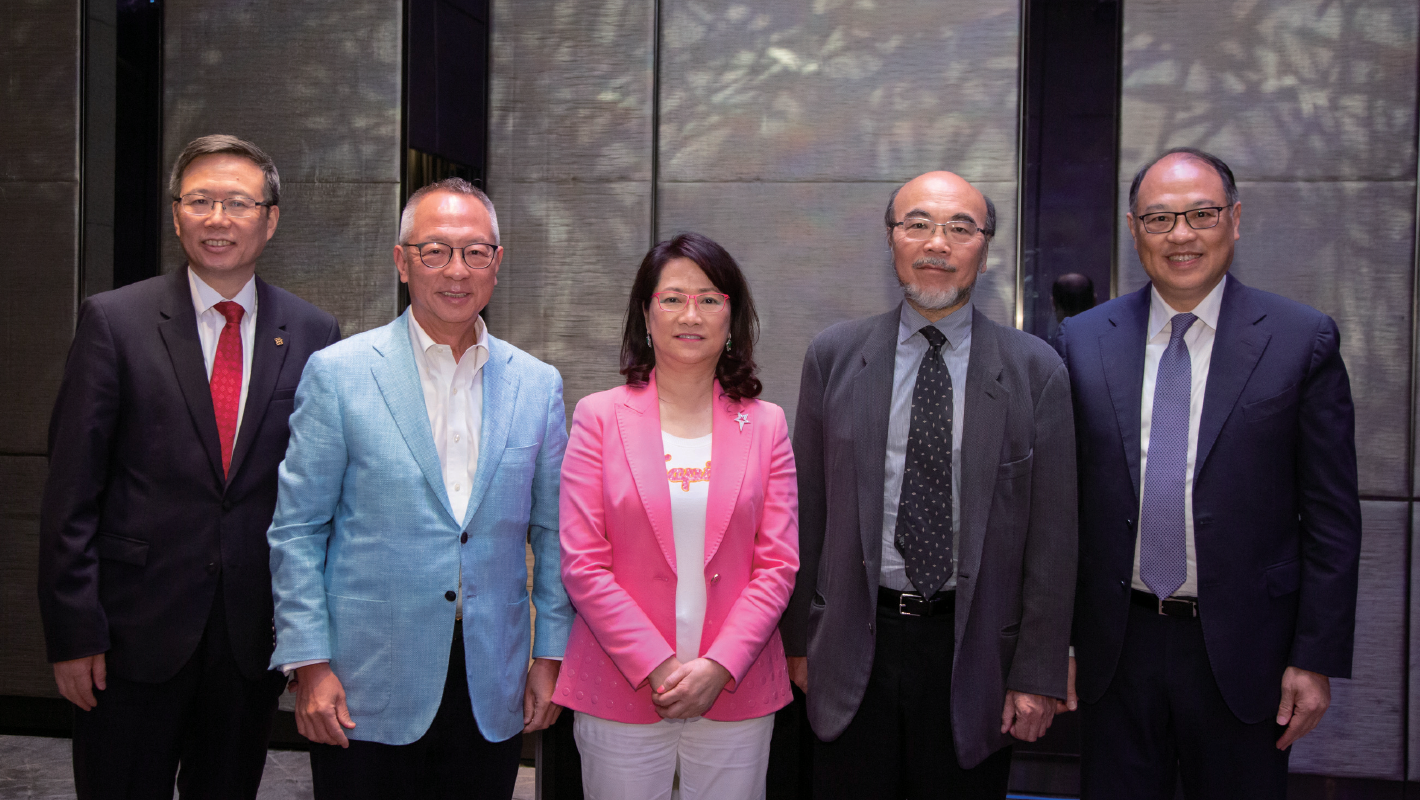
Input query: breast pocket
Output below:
<box><xmin>1242</xmin><ymin>383</ymin><xmax>1300</xmax><ymax>423</ymax></box>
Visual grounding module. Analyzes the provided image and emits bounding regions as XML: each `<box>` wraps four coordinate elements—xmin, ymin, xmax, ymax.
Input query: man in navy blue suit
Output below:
<box><xmin>1059</xmin><ymin>148</ymin><xmax>1361</xmax><ymax>799</ymax></box>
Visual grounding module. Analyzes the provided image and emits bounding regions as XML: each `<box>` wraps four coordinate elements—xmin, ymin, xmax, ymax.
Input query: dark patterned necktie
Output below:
<box><xmin>1139</xmin><ymin>312</ymin><xmax>1197</xmax><ymax>599</ymax></box>
<box><xmin>895</xmin><ymin>325</ymin><xmax>953</xmax><ymax>598</ymax></box>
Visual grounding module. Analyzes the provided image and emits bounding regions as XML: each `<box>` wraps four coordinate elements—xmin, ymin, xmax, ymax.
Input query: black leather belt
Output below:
<box><xmin>1131</xmin><ymin>588</ymin><xmax>1198</xmax><ymax>618</ymax></box>
<box><xmin>878</xmin><ymin>587</ymin><xmax>955</xmax><ymax>617</ymax></box>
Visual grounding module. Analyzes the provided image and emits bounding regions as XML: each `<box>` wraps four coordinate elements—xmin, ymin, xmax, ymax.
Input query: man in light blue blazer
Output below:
<box><xmin>268</xmin><ymin>178</ymin><xmax>572</xmax><ymax>799</ymax></box>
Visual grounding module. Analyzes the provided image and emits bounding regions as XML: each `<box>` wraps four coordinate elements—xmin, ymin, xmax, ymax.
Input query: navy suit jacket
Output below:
<box><xmin>39</xmin><ymin>269</ymin><xmax>340</xmax><ymax>683</ymax></box>
<box><xmin>1060</xmin><ymin>278</ymin><xmax>1361</xmax><ymax>724</ymax></box>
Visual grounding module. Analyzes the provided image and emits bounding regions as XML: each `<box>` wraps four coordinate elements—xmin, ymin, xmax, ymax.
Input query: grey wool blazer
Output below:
<box><xmin>780</xmin><ymin>303</ymin><xmax>1077</xmax><ymax>769</ymax></box>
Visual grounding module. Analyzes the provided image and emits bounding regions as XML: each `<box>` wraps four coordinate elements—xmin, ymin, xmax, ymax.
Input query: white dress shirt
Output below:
<box><xmin>188</xmin><ymin>269</ymin><xmax>257</xmax><ymax>437</ymax></box>
<box><xmin>880</xmin><ymin>302</ymin><xmax>972</xmax><ymax>593</ymax></box>
<box><xmin>1131</xmin><ymin>275</ymin><xmax>1228</xmax><ymax>598</ymax></box>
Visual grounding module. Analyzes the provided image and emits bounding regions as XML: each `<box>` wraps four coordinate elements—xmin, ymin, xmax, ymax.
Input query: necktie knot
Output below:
<box><xmin>215</xmin><ymin>300</ymin><xmax>245</xmax><ymax>326</ymax></box>
<box><xmin>919</xmin><ymin>325</ymin><xmax>947</xmax><ymax>354</ymax></box>
<box><xmin>1169</xmin><ymin>312</ymin><xmax>1197</xmax><ymax>344</ymax></box>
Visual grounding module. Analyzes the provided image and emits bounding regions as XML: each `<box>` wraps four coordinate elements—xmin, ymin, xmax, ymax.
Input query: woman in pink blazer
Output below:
<box><xmin>556</xmin><ymin>232</ymin><xmax>799</xmax><ymax>798</ymax></box>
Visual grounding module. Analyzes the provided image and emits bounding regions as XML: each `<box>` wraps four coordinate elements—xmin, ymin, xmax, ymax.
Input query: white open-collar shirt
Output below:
<box><xmin>1132</xmin><ymin>275</ymin><xmax>1228</xmax><ymax>598</ymax></box>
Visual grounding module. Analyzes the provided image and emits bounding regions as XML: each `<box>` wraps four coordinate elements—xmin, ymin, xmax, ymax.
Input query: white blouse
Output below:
<box><xmin>663</xmin><ymin>431</ymin><xmax>712</xmax><ymax>664</ymax></box>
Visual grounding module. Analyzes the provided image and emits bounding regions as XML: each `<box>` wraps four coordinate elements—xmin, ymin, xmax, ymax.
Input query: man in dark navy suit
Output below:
<box><xmin>38</xmin><ymin>135</ymin><xmax>340</xmax><ymax>799</ymax></box>
<box><xmin>1059</xmin><ymin>147</ymin><xmax>1361</xmax><ymax>800</ymax></box>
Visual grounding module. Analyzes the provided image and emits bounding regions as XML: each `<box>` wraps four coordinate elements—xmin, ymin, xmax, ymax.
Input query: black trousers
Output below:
<box><xmin>1080</xmin><ymin>602</ymin><xmax>1291</xmax><ymax>800</ymax></box>
<box><xmin>813</xmin><ymin>599</ymin><xmax>1012</xmax><ymax>800</ymax></box>
<box><xmin>71</xmin><ymin>589</ymin><xmax>287</xmax><ymax>800</ymax></box>
<box><xmin>310</xmin><ymin>622</ymin><xmax>523</xmax><ymax>800</ymax></box>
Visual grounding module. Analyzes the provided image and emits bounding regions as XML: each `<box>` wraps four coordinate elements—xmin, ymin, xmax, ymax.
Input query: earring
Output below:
<box><xmin>725</xmin><ymin>336</ymin><xmax>732</xmax><ymax>353</ymax></box>
<box><xmin>646</xmin><ymin>333</ymin><xmax>651</xmax><ymax>347</ymax></box>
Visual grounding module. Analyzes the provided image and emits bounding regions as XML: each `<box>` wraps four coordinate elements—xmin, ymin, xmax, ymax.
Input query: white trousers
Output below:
<box><xmin>573</xmin><ymin>711</ymin><xmax>775</xmax><ymax>800</ymax></box>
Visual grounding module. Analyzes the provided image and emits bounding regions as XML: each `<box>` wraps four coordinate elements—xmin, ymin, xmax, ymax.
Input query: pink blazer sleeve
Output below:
<box><xmin>704</xmin><ymin>405</ymin><xmax>799</xmax><ymax>687</ymax></box>
<box><xmin>558</xmin><ymin>395</ymin><xmax>676</xmax><ymax>688</ymax></box>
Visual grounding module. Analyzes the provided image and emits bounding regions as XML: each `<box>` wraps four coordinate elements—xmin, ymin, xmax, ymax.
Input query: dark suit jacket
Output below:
<box><xmin>781</xmin><ymin>304</ymin><xmax>1077</xmax><ymax>769</ymax></box>
<box><xmin>38</xmin><ymin>268</ymin><xmax>340</xmax><ymax>683</ymax></box>
<box><xmin>1060</xmin><ymin>278</ymin><xmax>1361</xmax><ymax>724</ymax></box>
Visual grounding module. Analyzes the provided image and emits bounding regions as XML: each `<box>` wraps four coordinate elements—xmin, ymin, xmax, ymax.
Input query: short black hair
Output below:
<box><xmin>1128</xmin><ymin>147</ymin><xmax>1239</xmax><ymax>214</ymax></box>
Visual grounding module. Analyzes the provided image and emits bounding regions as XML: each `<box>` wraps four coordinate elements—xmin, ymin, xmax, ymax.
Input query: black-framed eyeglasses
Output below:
<box><xmin>891</xmin><ymin>215</ymin><xmax>990</xmax><ymax>243</ymax></box>
<box><xmin>176</xmin><ymin>194</ymin><xmax>274</xmax><ymax>218</ymax></box>
<box><xmin>404</xmin><ymin>241</ymin><xmax>499</xmax><ymax>269</ymax></box>
<box><xmin>1136</xmin><ymin>206</ymin><xmax>1230</xmax><ymax>234</ymax></box>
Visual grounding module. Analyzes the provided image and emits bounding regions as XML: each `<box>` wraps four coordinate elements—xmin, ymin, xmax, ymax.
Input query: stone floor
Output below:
<box><xmin>0</xmin><ymin>736</ymin><xmax>536</xmax><ymax>800</ymax></box>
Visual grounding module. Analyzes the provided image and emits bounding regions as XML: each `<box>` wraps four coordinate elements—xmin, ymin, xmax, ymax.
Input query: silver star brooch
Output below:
<box><xmin>735</xmin><ymin>411</ymin><xmax>751</xmax><ymax>432</ymax></box>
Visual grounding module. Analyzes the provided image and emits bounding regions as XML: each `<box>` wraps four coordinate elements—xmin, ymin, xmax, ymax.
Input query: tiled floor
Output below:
<box><xmin>0</xmin><ymin>736</ymin><xmax>536</xmax><ymax>800</ymax></box>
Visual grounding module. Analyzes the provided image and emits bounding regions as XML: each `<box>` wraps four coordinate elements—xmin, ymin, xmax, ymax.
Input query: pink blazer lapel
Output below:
<box><xmin>704</xmin><ymin>385</ymin><xmax>752</xmax><ymax>566</ymax></box>
<box><xmin>615</xmin><ymin>377</ymin><xmax>678</xmax><ymax>571</ymax></box>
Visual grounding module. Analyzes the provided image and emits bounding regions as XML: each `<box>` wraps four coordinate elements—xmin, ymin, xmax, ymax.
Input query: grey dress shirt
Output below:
<box><xmin>879</xmin><ymin>302</ymin><xmax>972</xmax><ymax>592</ymax></box>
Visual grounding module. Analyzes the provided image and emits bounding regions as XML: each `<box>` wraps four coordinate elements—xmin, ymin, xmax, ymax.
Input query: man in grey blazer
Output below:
<box><xmin>781</xmin><ymin>171</ymin><xmax>1077</xmax><ymax>798</ymax></box>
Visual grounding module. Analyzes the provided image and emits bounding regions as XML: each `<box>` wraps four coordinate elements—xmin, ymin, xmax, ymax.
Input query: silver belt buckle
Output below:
<box><xmin>899</xmin><ymin>591</ymin><xmax>924</xmax><ymax>617</ymax></box>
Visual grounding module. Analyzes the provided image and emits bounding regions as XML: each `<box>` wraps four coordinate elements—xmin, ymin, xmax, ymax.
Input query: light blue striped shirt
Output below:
<box><xmin>880</xmin><ymin>301</ymin><xmax>972</xmax><ymax>593</ymax></box>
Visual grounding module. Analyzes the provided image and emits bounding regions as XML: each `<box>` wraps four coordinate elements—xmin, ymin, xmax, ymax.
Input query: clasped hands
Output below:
<box><xmin>648</xmin><ymin>655</ymin><xmax>731</xmax><ymax>719</ymax></box>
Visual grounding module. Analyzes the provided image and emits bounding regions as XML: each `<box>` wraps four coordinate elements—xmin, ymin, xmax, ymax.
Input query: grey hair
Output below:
<box><xmin>884</xmin><ymin>182</ymin><xmax>996</xmax><ymax>238</ymax></box>
<box><xmin>1128</xmin><ymin>147</ymin><xmax>1240</xmax><ymax>214</ymax></box>
<box><xmin>398</xmin><ymin>178</ymin><xmax>500</xmax><ymax>246</ymax></box>
<box><xmin>168</xmin><ymin>134</ymin><xmax>280</xmax><ymax>206</ymax></box>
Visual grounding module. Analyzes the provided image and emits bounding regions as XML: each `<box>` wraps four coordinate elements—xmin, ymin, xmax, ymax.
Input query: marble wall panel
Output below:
<box><xmin>659</xmin><ymin>1</ymin><xmax>1020</xmax><ymax>183</ymax></box>
<box><xmin>0</xmin><ymin>0</ymin><xmax>79</xmax><ymax>183</ymax></box>
<box><xmin>1292</xmin><ymin>501</ymin><xmax>1406</xmax><ymax>778</ymax></box>
<box><xmin>0</xmin><ymin>457</ymin><xmax>56</xmax><ymax>698</ymax></box>
<box><xmin>1119</xmin><ymin>0</ymin><xmax>1418</xmax><ymax>183</ymax></box>
<box><xmin>484</xmin><ymin>181</ymin><xmax>652</xmax><ymax>421</ymax></box>
<box><xmin>164</xmin><ymin>0</ymin><xmax>402</xmax><ymax>185</ymax></box>
<box><xmin>0</xmin><ymin>183</ymin><xmax>80</xmax><ymax>456</ymax></box>
<box><xmin>1117</xmin><ymin>180</ymin><xmax>1414</xmax><ymax>498</ymax></box>
<box><xmin>658</xmin><ymin>180</ymin><xmax>1016</xmax><ymax>426</ymax></box>
<box><xmin>163</xmin><ymin>0</ymin><xmax>403</xmax><ymax>334</ymax></box>
<box><xmin>489</xmin><ymin>0</ymin><xmax>654</xmax><ymax>183</ymax></box>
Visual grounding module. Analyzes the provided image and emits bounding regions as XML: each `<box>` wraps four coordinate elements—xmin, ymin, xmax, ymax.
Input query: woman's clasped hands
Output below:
<box><xmin>648</xmin><ymin>656</ymin><xmax>732</xmax><ymax>719</ymax></box>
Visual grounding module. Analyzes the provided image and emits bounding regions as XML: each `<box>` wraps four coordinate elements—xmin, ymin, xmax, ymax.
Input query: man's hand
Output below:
<box><xmin>53</xmin><ymin>654</ymin><xmax>107</xmax><ymax>711</ymax></box>
<box><xmin>523</xmin><ymin>658</ymin><xmax>563</xmax><ymax>733</ymax></box>
<box><xmin>1276</xmin><ymin>666</ymin><xmax>1330</xmax><ymax>750</ymax></box>
<box><xmin>295</xmin><ymin>662</ymin><xmax>356</xmax><ymax>747</ymax></box>
<box><xmin>1001</xmin><ymin>690</ymin><xmax>1056</xmax><ymax>742</ymax></box>
<box><xmin>787</xmin><ymin>656</ymin><xmax>808</xmax><ymax>694</ymax></box>
<box><xmin>652</xmin><ymin>658</ymin><xmax>731</xmax><ymax>719</ymax></box>
<box><xmin>1054</xmin><ymin>656</ymin><xmax>1078</xmax><ymax>714</ymax></box>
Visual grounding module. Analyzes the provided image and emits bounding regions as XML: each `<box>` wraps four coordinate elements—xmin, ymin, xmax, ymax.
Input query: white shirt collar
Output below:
<box><xmin>188</xmin><ymin>268</ymin><xmax>256</xmax><ymax>316</ymax></box>
<box><xmin>406</xmin><ymin>311</ymin><xmax>489</xmax><ymax>369</ymax></box>
<box><xmin>1148</xmin><ymin>274</ymin><xmax>1227</xmax><ymax>340</ymax></box>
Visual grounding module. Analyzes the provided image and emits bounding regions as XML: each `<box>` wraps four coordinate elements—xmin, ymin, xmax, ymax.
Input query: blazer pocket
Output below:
<box><xmin>1000</xmin><ymin>622</ymin><xmax>1021</xmax><ymax>637</ymax></box>
<box><xmin>1242</xmin><ymin>383</ymin><xmax>1300</xmax><ymax>423</ymax></box>
<box><xmin>997</xmin><ymin>450</ymin><xmax>1034</xmax><ymax>481</ymax></box>
<box><xmin>1264</xmin><ymin>558</ymin><xmax>1302</xmax><ymax>598</ymax></box>
<box><xmin>270</xmin><ymin>386</ymin><xmax>297</xmax><ymax>402</ymax></box>
<box><xmin>96</xmin><ymin>533</ymin><xmax>148</xmax><ymax>567</ymax></box>
<box><xmin>327</xmin><ymin>595</ymin><xmax>393</xmax><ymax>715</ymax></box>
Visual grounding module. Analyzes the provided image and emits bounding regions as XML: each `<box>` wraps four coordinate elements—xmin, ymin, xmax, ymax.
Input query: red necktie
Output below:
<box><xmin>210</xmin><ymin>301</ymin><xmax>245</xmax><ymax>478</ymax></box>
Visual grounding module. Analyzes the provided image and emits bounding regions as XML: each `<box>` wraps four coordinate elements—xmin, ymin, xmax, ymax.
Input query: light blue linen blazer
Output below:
<box><xmin>268</xmin><ymin>311</ymin><xmax>572</xmax><ymax>745</ymax></box>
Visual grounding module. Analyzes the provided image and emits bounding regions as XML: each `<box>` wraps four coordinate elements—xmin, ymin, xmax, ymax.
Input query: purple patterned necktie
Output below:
<box><xmin>895</xmin><ymin>325</ymin><xmax>953</xmax><ymax>598</ymax></box>
<box><xmin>1139</xmin><ymin>312</ymin><xmax>1197</xmax><ymax>599</ymax></box>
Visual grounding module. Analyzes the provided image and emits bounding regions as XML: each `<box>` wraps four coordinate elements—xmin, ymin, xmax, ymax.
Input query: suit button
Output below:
<box><xmin>221</xmin><ymin>500</ymin><xmax>232</xmax><ymax>512</ymax></box>
<box><xmin>1125</xmin><ymin>519</ymin><xmax>1134</xmax><ymax>528</ymax></box>
<box><xmin>868</xmin><ymin>622</ymin><xmax>875</xmax><ymax>634</ymax></box>
<box><xmin>206</xmin><ymin>562</ymin><xmax>217</xmax><ymax>575</ymax></box>
<box><xmin>711</xmin><ymin>574</ymin><xmax>721</xmax><ymax>585</ymax></box>
<box><xmin>460</xmin><ymin>532</ymin><xmax>468</xmax><ymax>544</ymax></box>
<box><xmin>445</xmin><ymin>590</ymin><xmax>456</xmax><ymax>601</ymax></box>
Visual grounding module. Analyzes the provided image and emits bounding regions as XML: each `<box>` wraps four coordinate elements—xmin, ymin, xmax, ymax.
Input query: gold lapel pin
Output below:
<box><xmin>274</xmin><ymin>337</ymin><xmax>284</xmax><ymax>346</ymax></box>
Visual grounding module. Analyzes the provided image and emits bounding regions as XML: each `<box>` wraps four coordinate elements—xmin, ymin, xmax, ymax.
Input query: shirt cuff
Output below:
<box><xmin>280</xmin><ymin>658</ymin><xmax>328</xmax><ymax>676</ymax></box>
